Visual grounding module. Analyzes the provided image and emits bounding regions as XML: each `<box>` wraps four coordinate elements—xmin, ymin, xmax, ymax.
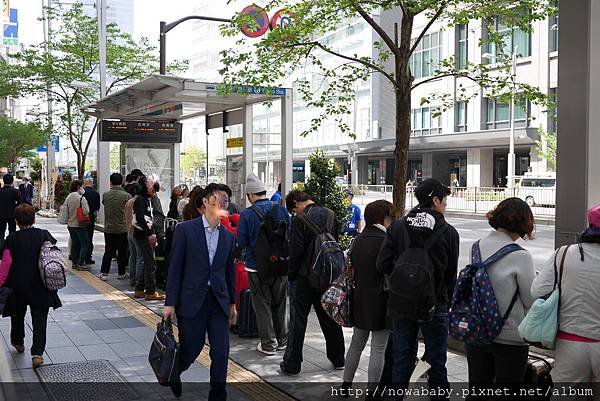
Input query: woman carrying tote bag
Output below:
<box><xmin>531</xmin><ymin>204</ymin><xmax>600</xmax><ymax>385</ymax></box>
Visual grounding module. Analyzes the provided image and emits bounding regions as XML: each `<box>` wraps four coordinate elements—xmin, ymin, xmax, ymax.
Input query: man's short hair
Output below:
<box><xmin>14</xmin><ymin>204</ymin><xmax>35</xmax><ymax>226</ymax></box>
<box><xmin>125</xmin><ymin>174</ymin><xmax>133</xmax><ymax>183</ymax></box>
<box><xmin>110</xmin><ymin>173</ymin><xmax>123</xmax><ymax>186</ymax></box>
<box><xmin>84</xmin><ymin>178</ymin><xmax>94</xmax><ymax>186</ymax></box>
<box><xmin>203</xmin><ymin>183</ymin><xmax>221</xmax><ymax>200</ymax></box>
<box><xmin>70</xmin><ymin>179</ymin><xmax>82</xmax><ymax>193</ymax></box>
<box><xmin>219</xmin><ymin>184</ymin><xmax>233</xmax><ymax>198</ymax></box>
<box><xmin>285</xmin><ymin>190</ymin><xmax>311</xmax><ymax>214</ymax></box>
<box><xmin>2</xmin><ymin>174</ymin><xmax>13</xmax><ymax>185</ymax></box>
<box><xmin>364</xmin><ymin>200</ymin><xmax>394</xmax><ymax>226</ymax></box>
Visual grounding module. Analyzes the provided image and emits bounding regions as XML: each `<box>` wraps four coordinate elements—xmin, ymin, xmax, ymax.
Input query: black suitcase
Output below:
<box><xmin>238</xmin><ymin>289</ymin><xmax>258</xmax><ymax>338</ymax></box>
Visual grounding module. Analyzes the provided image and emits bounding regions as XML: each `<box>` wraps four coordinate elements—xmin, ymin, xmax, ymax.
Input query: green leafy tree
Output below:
<box><xmin>304</xmin><ymin>150</ymin><xmax>351</xmax><ymax>248</ymax></box>
<box><xmin>0</xmin><ymin>3</ymin><xmax>187</xmax><ymax>180</ymax></box>
<box><xmin>220</xmin><ymin>0</ymin><xmax>555</xmax><ymax>215</ymax></box>
<box><xmin>181</xmin><ymin>145</ymin><xmax>207</xmax><ymax>180</ymax></box>
<box><xmin>536</xmin><ymin>127</ymin><xmax>556</xmax><ymax>171</ymax></box>
<box><xmin>0</xmin><ymin>116</ymin><xmax>47</xmax><ymax>172</ymax></box>
<box><xmin>29</xmin><ymin>157</ymin><xmax>44</xmax><ymax>183</ymax></box>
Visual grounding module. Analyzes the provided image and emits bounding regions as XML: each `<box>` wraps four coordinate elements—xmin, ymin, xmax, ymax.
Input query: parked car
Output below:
<box><xmin>517</xmin><ymin>173</ymin><xmax>556</xmax><ymax>207</ymax></box>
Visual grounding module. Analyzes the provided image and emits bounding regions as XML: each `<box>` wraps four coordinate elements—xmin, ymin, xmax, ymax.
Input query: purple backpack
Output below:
<box><xmin>449</xmin><ymin>241</ymin><xmax>523</xmax><ymax>346</ymax></box>
<box><xmin>38</xmin><ymin>241</ymin><xmax>67</xmax><ymax>291</ymax></box>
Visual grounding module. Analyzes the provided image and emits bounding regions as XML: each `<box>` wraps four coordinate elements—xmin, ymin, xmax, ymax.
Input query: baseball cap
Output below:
<box><xmin>344</xmin><ymin>190</ymin><xmax>354</xmax><ymax>198</ymax></box>
<box><xmin>414</xmin><ymin>178</ymin><xmax>451</xmax><ymax>205</ymax></box>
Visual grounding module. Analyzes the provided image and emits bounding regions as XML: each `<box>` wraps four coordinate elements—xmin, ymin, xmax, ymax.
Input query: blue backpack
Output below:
<box><xmin>449</xmin><ymin>241</ymin><xmax>523</xmax><ymax>346</ymax></box>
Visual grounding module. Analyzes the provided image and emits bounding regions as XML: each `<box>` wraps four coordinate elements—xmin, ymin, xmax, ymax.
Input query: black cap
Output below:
<box><xmin>344</xmin><ymin>190</ymin><xmax>354</xmax><ymax>198</ymax></box>
<box><xmin>414</xmin><ymin>178</ymin><xmax>451</xmax><ymax>205</ymax></box>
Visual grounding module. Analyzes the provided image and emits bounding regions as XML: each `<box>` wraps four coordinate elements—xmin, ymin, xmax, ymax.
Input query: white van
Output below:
<box><xmin>517</xmin><ymin>173</ymin><xmax>556</xmax><ymax>207</ymax></box>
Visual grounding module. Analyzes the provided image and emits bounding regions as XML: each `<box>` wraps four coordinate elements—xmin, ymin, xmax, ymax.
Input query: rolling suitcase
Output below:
<box><xmin>238</xmin><ymin>289</ymin><xmax>258</xmax><ymax>338</ymax></box>
<box><xmin>235</xmin><ymin>260</ymin><xmax>249</xmax><ymax>311</ymax></box>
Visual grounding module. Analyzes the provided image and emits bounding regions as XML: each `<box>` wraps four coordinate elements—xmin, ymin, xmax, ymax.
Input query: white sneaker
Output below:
<box><xmin>100</xmin><ymin>273</ymin><xmax>108</xmax><ymax>281</ymax></box>
<box><xmin>276</xmin><ymin>343</ymin><xmax>287</xmax><ymax>351</ymax></box>
<box><xmin>256</xmin><ymin>343</ymin><xmax>276</xmax><ymax>356</ymax></box>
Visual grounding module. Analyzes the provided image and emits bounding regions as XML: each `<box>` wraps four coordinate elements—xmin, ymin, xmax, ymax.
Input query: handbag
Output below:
<box><xmin>518</xmin><ymin>245</ymin><xmax>570</xmax><ymax>350</ymax></box>
<box><xmin>148</xmin><ymin>318</ymin><xmax>180</xmax><ymax>386</ymax></box>
<box><xmin>57</xmin><ymin>203</ymin><xmax>68</xmax><ymax>225</ymax></box>
<box><xmin>76</xmin><ymin>196</ymin><xmax>90</xmax><ymax>224</ymax></box>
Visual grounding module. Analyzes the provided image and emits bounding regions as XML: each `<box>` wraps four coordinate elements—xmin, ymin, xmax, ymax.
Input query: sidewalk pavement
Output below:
<box><xmin>1</xmin><ymin>216</ymin><xmax>471</xmax><ymax>400</ymax></box>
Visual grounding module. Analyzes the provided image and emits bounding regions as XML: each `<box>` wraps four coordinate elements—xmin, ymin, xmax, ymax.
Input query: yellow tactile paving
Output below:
<box><xmin>71</xmin><ymin>269</ymin><xmax>296</xmax><ymax>401</ymax></box>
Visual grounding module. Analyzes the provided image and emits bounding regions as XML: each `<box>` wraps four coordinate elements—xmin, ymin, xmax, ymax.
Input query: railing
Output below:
<box><xmin>348</xmin><ymin>185</ymin><xmax>556</xmax><ymax>219</ymax></box>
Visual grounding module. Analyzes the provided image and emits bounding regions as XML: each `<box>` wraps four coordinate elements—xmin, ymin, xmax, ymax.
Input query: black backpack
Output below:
<box><xmin>299</xmin><ymin>209</ymin><xmax>345</xmax><ymax>293</ymax></box>
<box><xmin>388</xmin><ymin>220</ymin><xmax>448</xmax><ymax>322</ymax></box>
<box><xmin>252</xmin><ymin>203</ymin><xmax>290</xmax><ymax>278</ymax></box>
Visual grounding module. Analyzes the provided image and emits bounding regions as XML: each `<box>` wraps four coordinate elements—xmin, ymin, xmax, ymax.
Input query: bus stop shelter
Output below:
<box><xmin>81</xmin><ymin>74</ymin><xmax>293</xmax><ymax>208</ymax></box>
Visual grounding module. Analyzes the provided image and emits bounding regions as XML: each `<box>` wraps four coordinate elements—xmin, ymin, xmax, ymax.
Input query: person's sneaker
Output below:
<box><xmin>276</xmin><ymin>342</ymin><xmax>287</xmax><ymax>351</ymax></box>
<box><xmin>85</xmin><ymin>260</ymin><xmax>95</xmax><ymax>265</ymax></box>
<box><xmin>100</xmin><ymin>273</ymin><xmax>108</xmax><ymax>281</ymax></box>
<box><xmin>279</xmin><ymin>361</ymin><xmax>300</xmax><ymax>376</ymax></box>
<box><xmin>145</xmin><ymin>292</ymin><xmax>166</xmax><ymax>301</ymax></box>
<box><xmin>117</xmin><ymin>273</ymin><xmax>129</xmax><ymax>280</ymax></box>
<box><xmin>76</xmin><ymin>265</ymin><xmax>91</xmax><ymax>271</ymax></box>
<box><xmin>333</xmin><ymin>361</ymin><xmax>345</xmax><ymax>370</ymax></box>
<box><xmin>169</xmin><ymin>380</ymin><xmax>182</xmax><ymax>398</ymax></box>
<box><xmin>133</xmin><ymin>290</ymin><xmax>145</xmax><ymax>298</ymax></box>
<box><xmin>32</xmin><ymin>355</ymin><xmax>44</xmax><ymax>368</ymax></box>
<box><xmin>12</xmin><ymin>344</ymin><xmax>24</xmax><ymax>353</ymax></box>
<box><xmin>256</xmin><ymin>343</ymin><xmax>276</xmax><ymax>356</ymax></box>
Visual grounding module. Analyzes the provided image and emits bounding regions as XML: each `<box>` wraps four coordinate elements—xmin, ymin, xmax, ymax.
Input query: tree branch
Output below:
<box><xmin>312</xmin><ymin>42</ymin><xmax>396</xmax><ymax>86</ymax></box>
<box><xmin>408</xmin><ymin>1</ymin><xmax>448</xmax><ymax>58</ymax></box>
<box><xmin>353</xmin><ymin>3</ymin><xmax>401</xmax><ymax>58</ymax></box>
<box><xmin>411</xmin><ymin>71</ymin><xmax>481</xmax><ymax>90</ymax></box>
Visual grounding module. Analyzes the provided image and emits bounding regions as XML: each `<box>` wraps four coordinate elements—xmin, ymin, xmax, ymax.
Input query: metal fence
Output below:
<box><xmin>349</xmin><ymin>185</ymin><xmax>556</xmax><ymax>219</ymax></box>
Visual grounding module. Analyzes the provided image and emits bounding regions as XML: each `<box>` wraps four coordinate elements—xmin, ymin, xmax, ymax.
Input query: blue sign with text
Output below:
<box><xmin>37</xmin><ymin>135</ymin><xmax>59</xmax><ymax>153</ymax></box>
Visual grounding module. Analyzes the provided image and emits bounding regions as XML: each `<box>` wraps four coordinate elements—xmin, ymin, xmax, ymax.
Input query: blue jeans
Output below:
<box><xmin>127</xmin><ymin>234</ymin><xmax>143</xmax><ymax>287</ymax></box>
<box><xmin>68</xmin><ymin>227</ymin><xmax>89</xmax><ymax>266</ymax></box>
<box><xmin>392</xmin><ymin>315</ymin><xmax>449</xmax><ymax>401</ymax></box>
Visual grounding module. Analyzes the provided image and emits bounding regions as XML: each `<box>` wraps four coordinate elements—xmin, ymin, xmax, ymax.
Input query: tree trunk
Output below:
<box><xmin>392</xmin><ymin>12</ymin><xmax>414</xmax><ymax>217</ymax></box>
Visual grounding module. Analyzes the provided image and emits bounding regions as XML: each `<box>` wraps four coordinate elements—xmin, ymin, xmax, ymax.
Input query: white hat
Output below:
<box><xmin>245</xmin><ymin>173</ymin><xmax>266</xmax><ymax>194</ymax></box>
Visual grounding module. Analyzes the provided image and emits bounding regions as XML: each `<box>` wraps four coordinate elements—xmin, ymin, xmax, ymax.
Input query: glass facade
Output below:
<box><xmin>456</xmin><ymin>24</ymin><xmax>468</xmax><ymax>70</ymax></box>
<box><xmin>455</xmin><ymin>101</ymin><xmax>467</xmax><ymax>132</ymax></box>
<box><xmin>549</xmin><ymin>1</ymin><xmax>559</xmax><ymax>52</ymax></box>
<box><xmin>412</xmin><ymin>106</ymin><xmax>442</xmax><ymax>136</ymax></box>
<box><xmin>484</xmin><ymin>97</ymin><xmax>530</xmax><ymax>129</ymax></box>
<box><xmin>410</xmin><ymin>32</ymin><xmax>442</xmax><ymax>79</ymax></box>
<box><xmin>485</xmin><ymin>17</ymin><xmax>531</xmax><ymax>61</ymax></box>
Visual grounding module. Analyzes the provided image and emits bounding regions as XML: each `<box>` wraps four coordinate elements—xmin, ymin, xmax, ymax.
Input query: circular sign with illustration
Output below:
<box><xmin>240</xmin><ymin>4</ymin><xmax>270</xmax><ymax>38</ymax></box>
<box><xmin>270</xmin><ymin>9</ymin><xmax>295</xmax><ymax>31</ymax></box>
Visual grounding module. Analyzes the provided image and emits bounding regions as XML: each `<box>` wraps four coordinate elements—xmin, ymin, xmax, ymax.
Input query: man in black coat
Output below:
<box><xmin>18</xmin><ymin>177</ymin><xmax>34</xmax><ymax>205</ymax></box>
<box><xmin>0</xmin><ymin>174</ymin><xmax>20</xmax><ymax>246</ymax></box>
<box><xmin>377</xmin><ymin>179</ymin><xmax>459</xmax><ymax>400</ymax></box>
<box><xmin>83</xmin><ymin>178</ymin><xmax>100</xmax><ymax>264</ymax></box>
<box><xmin>280</xmin><ymin>190</ymin><xmax>345</xmax><ymax>376</ymax></box>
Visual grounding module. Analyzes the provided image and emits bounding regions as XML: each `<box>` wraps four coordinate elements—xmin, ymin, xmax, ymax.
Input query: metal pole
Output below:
<box><xmin>205</xmin><ymin>115</ymin><xmax>209</xmax><ymax>184</ymax></box>
<box><xmin>159</xmin><ymin>21</ymin><xmax>166</xmax><ymax>75</ymax></box>
<box><xmin>43</xmin><ymin>0</ymin><xmax>55</xmax><ymax>210</ymax></box>
<box><xmin>96</xmin><ymin>0</ymin><xmax>110</xmax><ymax>219</ymax></box>
<box><xmin>507</xmin><ymin>50</ymin><xmax>517</xmax><ymax>188</ymax></box>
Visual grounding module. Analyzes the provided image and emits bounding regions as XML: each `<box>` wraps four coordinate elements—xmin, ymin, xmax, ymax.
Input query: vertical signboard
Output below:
<box><xmin>3</xmin><ymin>5</ymin><xmax>18</xmax><ymax>48</ymax></box>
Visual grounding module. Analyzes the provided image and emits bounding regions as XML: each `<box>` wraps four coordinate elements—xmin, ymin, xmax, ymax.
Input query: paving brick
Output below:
<box><xmin>83</xmin><ymin>318</ymin><xmax>119</xmax><ymax>331</ymax></box>
<box><xmin>108</xmin><ymin>341</ymin><xmax>148</xmax><ymax>358</ymax></box>
<box><xmin>65</xmin><ymin>331</ymin><xmax>104</xmax><ymax>346</ymax></box>
<box><xmin>109</xmin><ymin>316</ymin><xmax>146</xmax><ymax>329</ymax></box>
<box><xmin>95</xmin><ymin>328</ymin><xmax>134</xmax><ymax>344</ymax></box>
<box><xmin>78</xmin><ymin>343</ymin><xmax>121</xmax><ymax>361</ymax></box>
<box><xmin>45</xmin><ymin>346</ymin><xmax>86</xmax><ymax>364</ymax></box>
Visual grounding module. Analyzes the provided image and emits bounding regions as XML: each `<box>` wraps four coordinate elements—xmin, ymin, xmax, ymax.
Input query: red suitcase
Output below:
<box><xmin>235</xmin><ymin>260</ymin><xmax>249</xmax><ymax>311</ymax></box>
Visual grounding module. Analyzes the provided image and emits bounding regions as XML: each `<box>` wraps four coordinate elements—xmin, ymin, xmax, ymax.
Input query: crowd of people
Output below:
<box><xmin>0</xmin><ymin>169</ymin><xmax>598</xmax><ymax>401</ymax></box>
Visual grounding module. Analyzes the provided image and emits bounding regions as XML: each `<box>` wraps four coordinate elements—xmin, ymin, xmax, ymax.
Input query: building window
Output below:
<box><xmin>410</xmin><ymin>32</ymin><xmax>441</xmax><ymax>79</ymax></box>
<box><xmin>484</xmin><ymin>97</ymin><xmax>530</xmax><ymax>130</ymax></box>
<box><xmin>455</xmin><ymin>101</ymin><xmax>468</xmax><ymax>132</ymax></box>
<box><xmin>549</xmin><ymin>1</ymin><xmax>559</xmax><ymax>52</ymax></box>
<box><xmin>548</xmin><ymin>88</ymin><xmax>558</xmax><ymax>133</ymax></box>
<box><xmin>485</xmin><ymin>17</ymin><xmax>531</xmax><ymax>61</ymax></box>
<box><xmin>411</xmin><ymin>107</ymin><xmax>442</xmax><ymax>136</ymax></box>
<box><xmin>456</xmin><ymin>24</ymin><xmax>468</xmax><ymax>70</ymax></box>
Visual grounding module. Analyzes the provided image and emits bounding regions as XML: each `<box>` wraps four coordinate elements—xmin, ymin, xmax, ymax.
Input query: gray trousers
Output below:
<box><xmin>128</xmin><ymin>234</ymin><xmax>144</xmax><ymax>287</ymax></box>
<box><xmin>248</xmin><ymin>272</ymin><xmax>288</xmax><ymax>351</ymax></box>
<box><xmin>343</xmin><ymin>327</ymin><xmax>390</xmax><ymax>387</ymax></box>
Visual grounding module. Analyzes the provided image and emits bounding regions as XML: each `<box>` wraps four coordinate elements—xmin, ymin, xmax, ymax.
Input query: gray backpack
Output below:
<box><xmin>38</xmin><ymin>241</ymin><xmax>67</xmax><ymax>291</ymax></box>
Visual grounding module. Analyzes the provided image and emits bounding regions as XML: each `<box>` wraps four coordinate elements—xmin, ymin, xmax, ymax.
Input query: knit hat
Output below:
<box><xmin>245</xmin><ymin>173</ymin><xmax>266</xmax><ymax>194</ymax></box>
<box><xmin>588</xmin><ymin>204</ymin><xmax>600</xmax><ymax>229</ymax></box>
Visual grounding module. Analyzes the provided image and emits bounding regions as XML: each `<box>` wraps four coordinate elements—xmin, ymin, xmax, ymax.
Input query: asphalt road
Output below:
<box><xmin>447</xmin><ymin>216</ymin><xmax>556</xmax><ymax>270</ymax></box>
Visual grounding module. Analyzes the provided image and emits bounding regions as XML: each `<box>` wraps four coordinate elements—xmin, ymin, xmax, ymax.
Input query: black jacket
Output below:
<box><xmin>83</xmin><ymin>187</ymin><xmax>101</xmax><ymax>213</ymax></box>
<box><xmin>0</xmin><ymin>186</ymin><xmax>19</xmax><ymax>219</ymax></box>
<box><xmin>133</xmin><ymin>195</ymin><xmax>155</xmax><ymax>239</ymax></box>
<box><xmin>376</xmin><ymin>207</ymin><xmax>459</xmax><ymax>316</ymax></box>
<box><xmin>351</xmin><ymin>225</ymin><xmax>388</xmax><ymax>331</ymax></box>
<box><xmin>288</xmin><ymin>203</ymin><xmax>338</xmax><ymax>280</ymax></box>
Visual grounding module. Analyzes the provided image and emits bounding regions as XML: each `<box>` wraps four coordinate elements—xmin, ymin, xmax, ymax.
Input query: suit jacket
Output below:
<box><xmin>18</xmin><ymin>183</ymin><xmax>33</xmax><ymax>205</ymax></box>
<box><xmin>165</xmin><ymin>217</ymin><xmax>236</xmax><ymax>319</ymax></box>
<box><xmin>0</xmin><ymin>186</ymin><xmax>20</xmax><ymax>219</ymax></box>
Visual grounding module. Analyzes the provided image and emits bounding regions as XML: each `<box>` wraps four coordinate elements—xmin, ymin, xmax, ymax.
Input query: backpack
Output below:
<box><xmin>251</xmin><ymin>203</ymin><xmax>290</xmax><ymax>278</ymax></box>
<box><xmin>38</xmin><ymin>241</ymin><xmax>67</xmax><ymax>291</ymax></box>
<box><xmin>299</xmin><ymin>209</ymin><xmax>345</xmax><ymax>293</ymax></box>
<box><xmin>321</xmin><ymin>240</ymin><xmax>355</xmax><ymax>327</ymax></box>
<box><xmin>388</xmin><ymin>220</ymin><xmax>448</xmax><ymax>322</ymax></box>
<box><xmin>449</xmin><ymin>240</ymin><xmax>524</xmax><ymax>346</ymax></box>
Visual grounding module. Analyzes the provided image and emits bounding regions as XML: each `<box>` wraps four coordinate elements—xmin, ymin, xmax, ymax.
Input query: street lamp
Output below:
<box><xmin>482</xmin><ymin>47</ymin><xmax>518</xmax><ymax>188</ymax></box>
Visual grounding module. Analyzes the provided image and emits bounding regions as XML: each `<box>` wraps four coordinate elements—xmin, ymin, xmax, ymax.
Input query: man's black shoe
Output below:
<box><xmin>169</xmin><ymin>381</ymin><xmax>182</xmax><ymax>398</ymax></box>
<box><xmin>279</xmin><ymin>361</ymin><xmax>300</xmax><ymax>376</ymax></box>
<box><xmin>85</xmin><ymin>260</ymin><xmax>95</xmax><ymax>265</ymax></box>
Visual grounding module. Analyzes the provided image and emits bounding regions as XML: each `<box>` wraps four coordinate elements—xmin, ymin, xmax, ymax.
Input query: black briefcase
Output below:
<box><xmin>148</xmin><ymin>318</ymin><xmax>180</xmax><ymax>386</ymax></box>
